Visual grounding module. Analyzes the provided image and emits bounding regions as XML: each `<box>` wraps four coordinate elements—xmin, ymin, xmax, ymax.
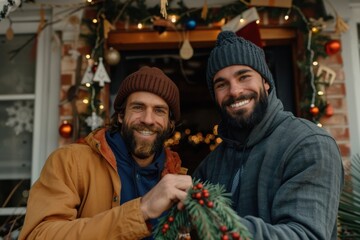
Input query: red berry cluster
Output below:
<box><xmin>161</xmin><ymin>216</ymin><xmax>174</xmax><ymax>234</ymax></box>
<box><xmin>191</xmin><ymin>183</ymin><xmax>214</xmax><ymax>208</ymax></box>
<box><xmin>219</xmin><ymin>225</ymin><xmax>241</xmax><ymax>240</ymax></box>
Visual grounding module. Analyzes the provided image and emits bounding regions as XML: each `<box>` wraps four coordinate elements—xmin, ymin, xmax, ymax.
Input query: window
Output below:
<box><xmin>0</xmin><ymin>9</ymin><xmax>58</xmax><ymax>238</ymax></box>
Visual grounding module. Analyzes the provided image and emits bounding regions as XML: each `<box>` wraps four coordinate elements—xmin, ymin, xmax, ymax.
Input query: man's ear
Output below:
<box><xmin>117</xmin><ymin>113</ymin><xmax>124</xmax><ymax>124</ymax></box>
<box><xmin>263</xmin><ymin>78</ymin><xmax>270</xmax><ymax>93</ymax></box>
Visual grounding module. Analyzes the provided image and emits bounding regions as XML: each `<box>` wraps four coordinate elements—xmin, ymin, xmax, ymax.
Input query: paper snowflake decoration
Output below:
<box><xmin>85</xmin><ymin>112</ymin><xmax>104</xmax><ymax>130</ymax></box>
<box><xmin>5</xmin><ymin>101</ymin><xmax>34</xmax><ymax>135</ymax></box>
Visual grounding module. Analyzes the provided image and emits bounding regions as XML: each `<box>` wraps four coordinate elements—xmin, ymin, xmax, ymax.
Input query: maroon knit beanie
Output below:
<box><xmin>114</xmin><ymin>66</ymin><xmax>180</xmax><ymax>121</ymax></box>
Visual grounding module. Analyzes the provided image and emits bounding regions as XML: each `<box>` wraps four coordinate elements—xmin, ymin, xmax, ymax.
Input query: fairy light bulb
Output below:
<box><xmin>86</xmin><ymin>0</ymin><xmax>92</xmax><ymax>2</ymax></box>
<box><xmin>311</xmin><ymin>27</ymin><xmax>319</xmax><ymax>33</ymax></box>
<box><xmin>169</xmin><ymin>15</ymin><xmax>177</xmax><ymax>23</ymax></box>
<box><xmin>174</xmin><ymin>131</ymin><xmax>181</xmax><ymax>140</ymax></box>
<box><xmin>137</xmin><ymin>23</ymin><xmax>143</xmax><ymax>29</ymax></box>
<box><xmin>256</xmin><ymin>19</ymin><xmax>260</xmax><ymax>24</ymax></box>
<box><xmin>313</xmin><ymin>61</ymin><xmax>318</xmax><ymax>66</ymax></box>
<box><xmin>83</xmin><ymin>99</ymin><xmax>89</xmax><ymax>104</ymax></box>
<box><xmin>92</xmin><ymin>18</ymin><xmax>98</xmax><ymax>24</ymax></box>
<box><xmin>317</xmin><ymin>90</ymin><xmax>324</xmax><ymax>96</ymax></box>
<box><xmin>85</xmin><ymin>82</ymin><xmax>91</xmax><ymax>87</ymax></box>
<box><xmin>99</xmin><ymin>104</ymin><xmax>104</xmax><ymax>110</ymax></box>
<box><xmin>239</xmin><ymin>18</ymin><xmax>245</xmax><ymax>24</ymax></box>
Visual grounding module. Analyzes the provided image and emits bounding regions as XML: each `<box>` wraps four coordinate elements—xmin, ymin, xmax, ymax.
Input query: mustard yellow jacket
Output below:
<box><xmin>19</xmin><ymin>128</ymin><xmax>184</xmax><ymax>240</ymax></box>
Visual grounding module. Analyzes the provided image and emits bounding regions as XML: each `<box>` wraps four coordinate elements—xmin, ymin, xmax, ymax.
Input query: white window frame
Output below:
<box><xmin>0</xmin><ymin>7</ymin><xmax>60</xmax><ymax>215</ymax></box>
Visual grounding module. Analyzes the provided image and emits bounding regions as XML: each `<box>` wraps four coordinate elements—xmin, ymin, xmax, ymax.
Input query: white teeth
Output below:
<box><xmin>139</xmin><ymin>130</ymin><xmax>154</xmax><ymax>136</ymax></box>
<box><xmin>230</xmin><ymin>99</ymin><xmax>250</xmax><ymax>108</ymax></box>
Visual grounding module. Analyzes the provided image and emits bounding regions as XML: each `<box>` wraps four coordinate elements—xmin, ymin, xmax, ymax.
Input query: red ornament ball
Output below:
<box><xmin>310</xmin><ymin>106</ymin><xmax>320</xmax><ymax>116</ymax></box>
<box><xmin>325</xmin><ymin>39</ymin><xmax>341</xmax><ymax>55</ymax></box>
<box><xmin>59</xmin><ymin>121</ymin><xmax>73</xmax><ymax>138</ymax></box>
<box><xmin>325</xmin><ymin>104</ymin><xmax>334</xmax><ymax>117</ymax></box>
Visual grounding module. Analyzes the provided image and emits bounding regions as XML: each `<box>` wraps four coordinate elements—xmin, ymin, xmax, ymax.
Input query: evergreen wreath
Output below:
<box><xmin>153</xmin><ymin>180</ymin><xmax>252</xmax><ymax>240</ymax></box>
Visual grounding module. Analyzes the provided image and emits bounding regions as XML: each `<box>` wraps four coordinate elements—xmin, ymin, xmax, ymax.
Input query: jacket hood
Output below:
<box><xmin>84</xmin><ymin>128</ymin><xmax>185</xmax><ymax>176</ymax></box>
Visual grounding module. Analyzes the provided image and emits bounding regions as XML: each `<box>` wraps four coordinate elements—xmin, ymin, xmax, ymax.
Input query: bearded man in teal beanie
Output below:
<box><xmin>193</xmin><ymin>31</ymin><xmax>344</xmax><ymax>240</ymax></box>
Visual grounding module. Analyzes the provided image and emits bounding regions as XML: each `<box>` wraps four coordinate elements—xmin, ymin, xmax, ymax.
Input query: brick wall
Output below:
<box><xmin>59</xmin><ymin>39</ymin><xmax>108</xmax><ymax>146</ymax></box>
<box><xmin>318</xmin><ymin>35</ymin><xmax>351</xmax><ymax>171</ymax></box>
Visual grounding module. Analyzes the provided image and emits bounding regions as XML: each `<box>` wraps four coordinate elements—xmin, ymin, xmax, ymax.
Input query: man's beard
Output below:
<box><xmin>121</xmin><ymin>123</ymin><xmax>170</xmax><ymax>160</ymax></box>
<box><xmin>219</xmin><ymin>88</ymin><xmax>268</xmax><ymax>129</ymax></box>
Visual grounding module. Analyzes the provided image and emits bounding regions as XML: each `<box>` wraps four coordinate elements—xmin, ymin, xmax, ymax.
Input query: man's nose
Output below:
<box><xmin>141</xmin><ymin>109</ymin><xmax>155</xmax><ymax>125</ymax></box>
<box><xmin>229</xmin><ymin>82</ymin><xmax>244</xmax><ymax>97</ymax></box>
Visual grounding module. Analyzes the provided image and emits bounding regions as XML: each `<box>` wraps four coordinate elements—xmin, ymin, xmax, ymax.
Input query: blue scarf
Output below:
<box><xmin>105</xmin><ymin>130</ymin><xmax>165</xmax><ymax>239</ymax></box>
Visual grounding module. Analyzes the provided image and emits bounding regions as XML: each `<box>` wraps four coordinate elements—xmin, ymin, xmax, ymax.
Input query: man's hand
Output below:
<box><xmin>140</xmin><ymin>174</ymin><xmax>192</xmax><ymax>220</ymax></box>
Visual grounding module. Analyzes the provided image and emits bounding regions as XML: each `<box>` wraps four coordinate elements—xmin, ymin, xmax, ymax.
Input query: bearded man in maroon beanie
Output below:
<box><xmin>19</xmin><ymin>66</ymin><xmax>192</xmax><ymax>240</ymax></box>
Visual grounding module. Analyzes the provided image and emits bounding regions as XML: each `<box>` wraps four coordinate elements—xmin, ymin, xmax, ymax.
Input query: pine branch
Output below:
<box><xmin>154</xmin><ymin>180</ymin><xmax>252</xmax><ymax>240</ymax></box>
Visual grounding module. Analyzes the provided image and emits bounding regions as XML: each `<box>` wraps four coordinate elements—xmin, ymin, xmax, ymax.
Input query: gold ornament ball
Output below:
<box><xmin>105</xmin><ymin>47</ymin><xmax>121</xmax><ymax>65</ymax></box>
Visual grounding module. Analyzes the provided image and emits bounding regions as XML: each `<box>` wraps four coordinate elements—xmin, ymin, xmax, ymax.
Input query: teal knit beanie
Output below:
<box><xmin>206</xmin><ymin>31</ymin><xmax>274</xmax><ymax>99</ymax></box>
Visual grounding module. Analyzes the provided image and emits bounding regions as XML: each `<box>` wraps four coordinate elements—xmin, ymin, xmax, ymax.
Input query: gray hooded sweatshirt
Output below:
<box><xmin>193</xmin><ymin>90</ymin><xmax>344</xmax><ymax>240</ymax></box>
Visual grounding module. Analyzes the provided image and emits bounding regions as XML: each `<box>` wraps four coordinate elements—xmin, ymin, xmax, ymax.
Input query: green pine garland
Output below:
<box><xmin>153</xmin><ymin>180</ymin><xmax>252</xmax><ymax>240</ymax></box>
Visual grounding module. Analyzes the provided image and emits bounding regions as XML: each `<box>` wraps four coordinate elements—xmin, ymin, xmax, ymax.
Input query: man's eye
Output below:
<box><xmin>214</xmin><ymin>82</ymin><xmax>225</xmax><ymax>89</ymax></box>
<box><xmin>132</xmin><ymin>105</ymin><xmax>143</xmax><ymax>110</ymax></box>
<box><xmin>239</xmin><ymin>75</ymin><xmax>250</xmax><ymax>81</ymax></box>
<box><xmin>155</xmin><ymin>108</ymin><xmax>166</xmax><ymax>114</ymax></box>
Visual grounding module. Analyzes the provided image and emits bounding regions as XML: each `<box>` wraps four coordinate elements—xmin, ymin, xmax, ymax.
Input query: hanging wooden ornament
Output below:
<box><xmin>93</xmin><ymin>57</ymin><xmax>111</xmax><ymax>87</ymax></box>
<box><xmin>180</xmin><ymin>32</ymin><xmax>193</xmax><ymax>60</ymax></box>
<box><xmin>180</xmin><ymin>39</ymin><xmax>193</xmax><ymax>60</ymax></box>
<box><xmin>316</xmin><ymin>64</ymin><xmax>336</xmax><ymax>86</ymax></box>
<box><xmin>103</xmin><ymin>15</ymin><xmax>116</xmax><ymax>39</ymax></box>
<box><xmin>85</xmin><ymin>112</ymin><xmax>104</xmax><ymax>130</ymax></box>
<box><xmin>6</xmin><ymin>25</ymin><xmax>14</xmax><ymax>40</ymax></box>
<box><xmin>201</xmin><ymin>0</ymin><xmax>208</xmax><ymax>20</ymax></box>
<box><xmin>81</xmin><ymin>60</ymin><xmax>94</xmax><ymax>85</ymax></box>
<box><xmin>37</xmin><ymin>6</ymin><xmax>46</xmax><ymax>35</ymax></box>
<box><xmin>160</xmin><ymin>0</ymin><xmax>168</xmax><ymax>19</ymax></box>
<box><xmin>335</xmin><ymin>13</ymin><xmax>349</xmax><ymax>34</ymax></box>
<box><xmin>59</xmin><ymin>121</ymin><xmax>73</xmax><ymax>138</ymax></box>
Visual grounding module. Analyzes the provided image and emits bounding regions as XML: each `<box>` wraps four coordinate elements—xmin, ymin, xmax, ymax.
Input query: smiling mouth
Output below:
<box><xmin>230</xmin><ymin>99</ymin><xmax>250</xmax><ymax>108</ymax></box>
<box><xmin>137</xmin><ymin>130</ymin><xmax>155</xmax><ymax>136</ymax></box>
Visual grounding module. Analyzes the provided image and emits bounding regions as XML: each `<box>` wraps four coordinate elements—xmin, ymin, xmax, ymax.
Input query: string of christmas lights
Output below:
<box><xmin>2</xmin><ymin>0</ymin><xmax>348</xmax><ymax>138</ymax></box>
